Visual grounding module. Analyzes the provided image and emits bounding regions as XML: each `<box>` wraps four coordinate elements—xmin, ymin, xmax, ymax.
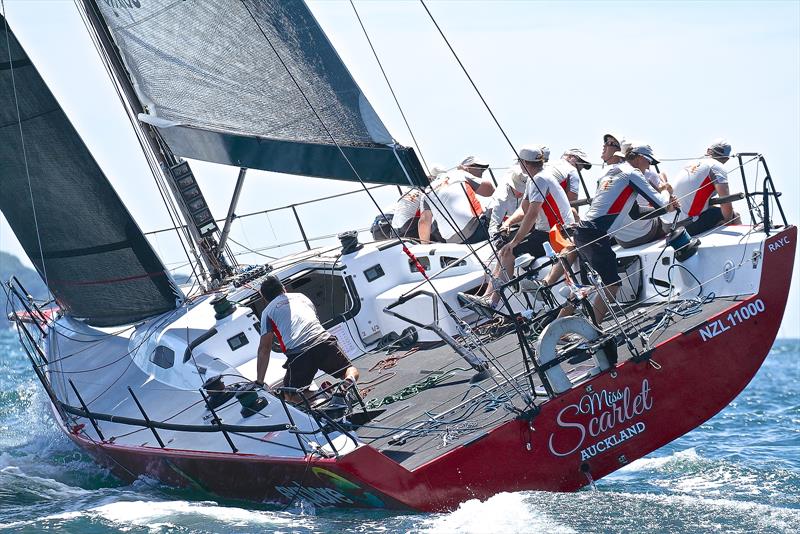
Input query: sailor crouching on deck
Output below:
<box><xmin>255</xmin><ymin>275</ymin><xmax>359</xmax><ymax>402</ymax></box>
<box><xmin>573</xmin><ymin>142</ymin><xmax>679</xmax><ymax>324</ymax></box>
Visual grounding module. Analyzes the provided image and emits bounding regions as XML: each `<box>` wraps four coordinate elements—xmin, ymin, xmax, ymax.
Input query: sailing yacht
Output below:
<box><xmin>1</xmin><ymin>1</ymin><xmax>795</xmax><ymax>512</ymax></box>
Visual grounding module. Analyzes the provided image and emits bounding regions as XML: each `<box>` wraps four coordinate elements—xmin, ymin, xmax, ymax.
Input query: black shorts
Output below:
<box><xmin>575</xmin><ymin>227</ymin><xmax>620</xmax><ymax>286</ymax></box>
<box><xmin>685</xmin><ymin>207</ymin><xmax>724</xmax><ymax>236</ymax></box>
<box><xmin>512</xmin><ymin>229</ymin><xmax>549</xmax><ymax>258</ymax></box>
<box><xmin>283</xmin><ymin>336</ymin><xmax>352</xmax><ymax>389</ymax></box>
<box><xmin>462</xmin><ymin>216</ymin><xmax>490</xmax><ymax>244</ymax></box>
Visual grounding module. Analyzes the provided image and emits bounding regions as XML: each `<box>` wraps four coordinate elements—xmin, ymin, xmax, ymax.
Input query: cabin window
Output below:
<box><xmin>408</xmin><ymin>256</ymin><xmax>430</xmax><ymax>273</ymax></box>
<box><xmin>440</xmin><ymin>256</ymin><xmax>466</xmax><ymax>268</ymax></box>
<box><xmin>151</xmin><ymin>345</ymin><xmax>175</xmax><ymax>369</ymax></box>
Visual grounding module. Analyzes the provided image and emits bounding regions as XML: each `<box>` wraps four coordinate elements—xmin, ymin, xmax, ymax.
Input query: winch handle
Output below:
<box><xmin>709</xmin><ymin>192</ymin><xmax>745</xmax><ymax>205</ymax></box>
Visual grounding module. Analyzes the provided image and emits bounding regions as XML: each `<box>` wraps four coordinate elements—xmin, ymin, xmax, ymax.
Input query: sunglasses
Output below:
<box><xmin>603</xmin><ymin>141</ymin><xmax>620</xmax><ymax>149</ymax></box>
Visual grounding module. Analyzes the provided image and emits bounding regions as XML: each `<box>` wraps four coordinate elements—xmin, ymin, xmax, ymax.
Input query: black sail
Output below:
<box><xmin>90</xmin><ymin>0</ymin><xmax>428</xmax><ymax>186</ymax></box>
<box><xmin>0</xmin><ymin>16</ymin><xmax>181</xmax><ymax>327</ymax></box>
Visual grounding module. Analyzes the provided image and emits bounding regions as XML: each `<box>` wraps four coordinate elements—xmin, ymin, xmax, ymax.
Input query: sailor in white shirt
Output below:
<box><xmin>614</xmin><ymin>167</ymin><xmax>671</xmax><ymax>247</ymax></box>
<box><xmin>574</xmin><ymin>142</ymin><xmax>679</xmax><ymax>323</ymax></box>
<box><xmin>418</xmin><ymin>156</ymin><xmax>495</xmax><ymax>244</ymax></box>
<box><xmin>670</xmin><ymin>138</ymin><xmax>739</xmax><ymax>236</ymax></box>
<box><xmin>486</xmin><ymin>164</ymin><xmax>527</xmax><ymax>240</ymax></box>
<box><xmin>464</xmin><ymin>146</ymin><xmax>575</xmax><ymax>307</ymax></box>
<box><xmin>548</xmin><ymin>148</ymin><xmax>592</xmax><ymax>202</ymax></box>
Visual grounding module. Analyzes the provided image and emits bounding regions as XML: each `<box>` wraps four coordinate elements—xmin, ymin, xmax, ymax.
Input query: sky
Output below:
<box><xmin>1</xmin><ymin>0</ymin><xmax>798</xmax><ymax>336</ymax></box>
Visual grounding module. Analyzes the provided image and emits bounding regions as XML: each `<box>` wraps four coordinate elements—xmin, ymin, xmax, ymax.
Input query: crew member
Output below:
<box><xmin>418</xmin><ymin>156</ymin><xmax>494</xmax><ymax>244</ymax></box>
<box><xmin>550</xmin><ymin>149</ymin><xmax>592</xmax><ymax>202</ymax></box>
<box><xmin>573</xmin><ymin>142</ymin><xmax>678</xmax><ymax>324</ymax></box>
<box><xmin>670</xmin><ymin>138</ymin><xmax>740</xmax><ymax>235</ymax></box>
<box><xmin>256</xmin><ymin>275</ymin><xmax>358</xmax><ymax>400</ymax></box>
<box><xmin>486</xmin><ymin>163</ymin><xmax>527</xmax><ymax>240</ymax></box>
<box><xmin>463</xmin><ymin>145</ymin><xmax>575</xmax><ymax>308</ymax></box>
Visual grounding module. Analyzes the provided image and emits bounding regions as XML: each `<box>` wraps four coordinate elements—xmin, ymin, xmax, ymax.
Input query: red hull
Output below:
<box><xmin>65</xmin><ymin>226</ymin><xmax>797</xmax><ymax>512</ymax></box>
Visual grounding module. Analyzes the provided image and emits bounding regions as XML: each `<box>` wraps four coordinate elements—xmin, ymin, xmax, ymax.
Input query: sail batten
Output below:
<box><xmin>0</xmin><ymin>16</ymin><xmax>181</xmax><ymax>327</ymax></box>
<box><xmin>93</xmin><ymin>0</ymin><xmax>428</xmax><ymax>186</ymax></box>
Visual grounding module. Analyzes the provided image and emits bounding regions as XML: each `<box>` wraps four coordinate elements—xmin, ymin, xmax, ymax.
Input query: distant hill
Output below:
<box><xmin>1</xmin><ymin>251</ymin><xmax>47</xmax><ymax>327</ymax></box>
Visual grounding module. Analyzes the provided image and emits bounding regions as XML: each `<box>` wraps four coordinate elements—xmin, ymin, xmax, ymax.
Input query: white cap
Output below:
<box><xmin>612</xmin><ymin>139</ymin><xmax>632</xmax><ymax>159</ymax></box>
<box><xmin>518</xmin><ymin>145</ymin><xmax>548</xmax><ymax>163</ymax></box>
<box><xmin>563</xmin><ymin>148</ymin><xmax>592</xmax><ymax>170</ymax></box>
<box><xmin>707</xmin><ymin>138</ymin><xmax>733</xmax><ymax>158</ymax></box>
<box><xmin>459</xmin><ymin>155</ymin><xmax>490</xmax><ymax>168</ymax></box>
<box><xmin>427</xmin><ymin>163</ymin><xmax>447</xmax><ymax>178</ymax></box>
<box><xmin>510</xmin><ymin>169</ymin><xmax>528</xmax><ymax>193</ymax></box>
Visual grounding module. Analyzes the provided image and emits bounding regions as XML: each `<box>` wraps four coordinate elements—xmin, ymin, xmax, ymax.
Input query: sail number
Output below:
<box><xmin>699</xmin><ymin>299</ymin><xmax>766</xmax><ymax>342</ymax></box>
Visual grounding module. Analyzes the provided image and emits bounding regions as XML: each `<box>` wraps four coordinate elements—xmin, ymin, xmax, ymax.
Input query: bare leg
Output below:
<box><xmin>591</xmin><ymin>283</ymin><xmax>620</xmax><ymax>325</ymax></box>
<box><xmin>479</xmin><ymin>245</ymin><xmax>516</xmax><ymax>304</ymax></box>
<box><xmin>418</xmin><ymin>210</ymin><xmax>433</xmax><ymax>243</ymax></box>
<box><xmin>344</xmin><ymin>366</ymin><xmax>359</xmax><ymax>384</ymax></box>
<box><xmin>543</xmin><ymin>247</ymin><xmax>576</xmax><ymax>286</ymax></box>
<box><xmin>486</xmin><ymin>246</ymin><xmax>517</xmax><ymax>305</ymax></box>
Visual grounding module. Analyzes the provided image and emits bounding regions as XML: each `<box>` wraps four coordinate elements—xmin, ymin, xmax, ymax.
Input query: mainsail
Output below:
<box><xmin>90</xmin><ymin>0</ymin><xmax>428</xmax><ymax>186</ymax></box>
<box><xmin>0</xmin><ymin>16</ymin><xmax>181</xmax><ymax>327</ymax></box>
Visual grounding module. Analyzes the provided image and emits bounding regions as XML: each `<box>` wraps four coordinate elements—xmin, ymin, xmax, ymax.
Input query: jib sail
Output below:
<box><xmin>0</xmin><ymin>16</ymin><xmax>181</xmax><ymax>327</ymax></box>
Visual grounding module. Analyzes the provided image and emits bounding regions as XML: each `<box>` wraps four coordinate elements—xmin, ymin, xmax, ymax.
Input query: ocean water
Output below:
<box><xmin>0</xmin><ymin>328</ymin><xmax>797</xmax><ymax>533</ymax></box>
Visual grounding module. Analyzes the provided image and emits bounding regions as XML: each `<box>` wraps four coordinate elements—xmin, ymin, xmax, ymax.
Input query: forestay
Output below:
<box><xmin>0</xmin><ymin>16</ymin><xmax>181</xmax><ymax>327</ymax></box>
<box><xmin>91</xmin><ymin>0</ymin><xmax>428</xmax><ymax>186</ymax></box>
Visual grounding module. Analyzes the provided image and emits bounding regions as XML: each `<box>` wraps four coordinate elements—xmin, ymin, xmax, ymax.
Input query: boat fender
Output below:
<box><xmin>535</xmin><ymin>317</ymin><xmax>610</xmax><ymax>394</ymax></box>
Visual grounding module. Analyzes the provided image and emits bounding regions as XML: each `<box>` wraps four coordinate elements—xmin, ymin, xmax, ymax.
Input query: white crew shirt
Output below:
<box><xmin>671</xmin><ymin>157</ymin><xmax>728</xmax><ymax>222</ymax></box>
<box><xmin>614</xmin><ymin>169</ymin><xmax>669</xmax><ymax>243</ymax></box>
<box><xmin>524</xmin><ymin>167</ymin><xmax>576</xmax><ymax>231</ymax></box>
<box><xmin>423</xmin><ymin>170</ymin><xmax>484</xmax><ymax>241</ymax></box>
<box><xmin>261</xmin><ymin>293</ymin><xmax>328</xmax><ymax>356</ymax></box>
<box><xmin>547</xmin><ymin>158</ymin><xmax>581</xmax><ymax>196</ymax></box>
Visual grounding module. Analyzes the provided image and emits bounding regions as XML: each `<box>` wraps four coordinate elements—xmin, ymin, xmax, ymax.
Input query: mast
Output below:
<box><xmin>78</xmin><ymin>0</ymin><xmax>232</xmax><ymax>285</ymax></box>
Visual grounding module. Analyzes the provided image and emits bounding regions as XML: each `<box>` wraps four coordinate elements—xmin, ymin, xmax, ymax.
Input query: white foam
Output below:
<box><xmin>421</xmin><ymin>492</ymin><xmax>576</xmax><ymax>534</ymax></box>
<box><xmin>614</xmin><ymin>447</ymin><xmax>700</xmax><ymax>474</ymax></box>
<box><xmin>87</xmin><ymin>500</ymin><xmax>314</xmax><ymax>530</ymax></box>
<box><xmin>609</xmin><ymin>491</ymin><xmax>800</xmax><ymax>532</ymax></box>
<box><xmin>0</xmin><ymin>465</ymin><xmax>91</xmax><ymax>500</ymax></box>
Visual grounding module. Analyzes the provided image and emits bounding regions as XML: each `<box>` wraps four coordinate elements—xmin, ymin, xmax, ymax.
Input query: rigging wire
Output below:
<box><xmin>237</xmin><ymin>0</ymin><xmax>523</xmax><ymax>391</ymax></box>
<box><xmin>348</xmin><ymin>0</ymin><xmax>429</xmax><ymax>172</ymax></box>
<box><xmin>1</xmin><ymin>1</ymin><xmax>52</xmax><ymax>301</ymax></box>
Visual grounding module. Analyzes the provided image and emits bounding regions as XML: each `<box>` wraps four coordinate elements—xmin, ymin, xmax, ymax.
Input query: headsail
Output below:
<box><xmin>0</xmin><ymin>16</ymin><xmax>181</xmax><ymax>327</ymax></box>
<box><xmin>90</xmin><ymin>0</ymin><xmax>428</xmax><ymax>186</ymax></box>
